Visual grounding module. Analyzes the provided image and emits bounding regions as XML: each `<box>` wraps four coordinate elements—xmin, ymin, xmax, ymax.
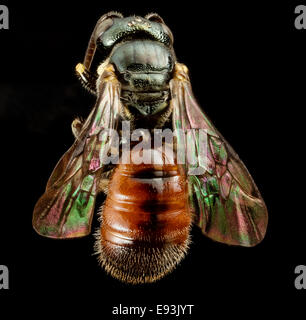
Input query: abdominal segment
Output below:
<box><xmin>95</xmin><ymin>157</ymin><xmax>191</xmax><ymax>284</ymax></box>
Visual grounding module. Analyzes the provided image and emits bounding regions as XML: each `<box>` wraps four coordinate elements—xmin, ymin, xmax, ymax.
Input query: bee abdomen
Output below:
<box><xmin>96</xmin><ymin>161</ymin><xmax>191</xmax><ymax>284</ymax></box>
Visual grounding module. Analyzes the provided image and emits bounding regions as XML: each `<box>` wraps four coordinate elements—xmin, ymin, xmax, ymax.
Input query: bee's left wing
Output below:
<box><xmin>33</xmin><ymin>65</ymin><xmax>121</xmax><ymax>239</ymax></box>
<box><xmin>170</xmin><ymin>63</ymin><xmax>268</xmax><ymax>247</ymax></box>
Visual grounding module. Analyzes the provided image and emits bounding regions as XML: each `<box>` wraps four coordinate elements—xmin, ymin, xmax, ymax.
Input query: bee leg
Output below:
<box><xmin>98</xmin><ymin>178</ymin><xmax>110</xmax><ymax>194</ymax></box>
<box><xmin>97</xmin><ymin>168</ymin><xmax>115</xmax><ymax>194</ymax></box>
<box><xmin>71</xmin><ymin>117</ymin><xmax>84</xmax><ymax>139</ymax></box>
<box><xmin>75</xmin><ymin>63</ymin><xmax>97</xmax><ymax>95</ymax></box>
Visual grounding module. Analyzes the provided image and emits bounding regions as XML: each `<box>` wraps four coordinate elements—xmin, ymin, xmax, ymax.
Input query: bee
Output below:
<box><xmin>33</xmin><ymin>12</ymin><xmax>268</xmax><ymax>284</ymax></box>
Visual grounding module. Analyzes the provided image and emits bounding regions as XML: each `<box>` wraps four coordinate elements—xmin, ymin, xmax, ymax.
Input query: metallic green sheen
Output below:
<box><xmin>171</xmin><ymin>71</ymin><xmax>268</xmax><ymax>247</ymax></box>
<box><xmin>33</xmin><ymin>72</ymin><xmax>121</xmax><ymax>239</ymax></box>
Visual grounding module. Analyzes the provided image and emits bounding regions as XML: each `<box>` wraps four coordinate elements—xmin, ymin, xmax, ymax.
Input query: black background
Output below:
<box><xmin>0</xmin><ymin>0</ymin><xmax>305</xmax><ymax>317</ymax></box>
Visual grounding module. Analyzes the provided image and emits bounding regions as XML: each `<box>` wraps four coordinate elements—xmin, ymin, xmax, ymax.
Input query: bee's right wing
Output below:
<box><xmin>33</xmin><ymin>65</ymin><xmax>121</xmax><ymax>239</ymax></box>
<box><xmin>170</xmin><ymin>63</ymin><xmax>268</xmax><ymax>247</ymax></box>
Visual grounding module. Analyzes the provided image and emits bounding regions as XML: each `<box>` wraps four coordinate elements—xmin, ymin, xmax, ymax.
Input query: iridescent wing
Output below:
<box><xmin>33</xmin><ymin>65</ymin><xmax>121</xmax><ymax>239</ymax></box>
<box><xmin>171</xmin><ymin>63</ymin><xmax>268</xmax><ymax>246</ymax></box>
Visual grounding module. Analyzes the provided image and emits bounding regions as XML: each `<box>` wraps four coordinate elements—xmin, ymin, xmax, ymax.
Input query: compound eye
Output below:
<box><xmin>95</xmin><ymin>12</ymin><xmax>123</xmax><ymax>39</ymax></box>
<box><xmin>145</xmin><ymin>13</ymin><xmax>174</xmax><ymax>44</ymax></box>
<box><xmin>106</xmin><ymin>11</ymin><xmax>123</xmax><ymax>19</ymax></box>
<box><xmin>95</xmin><ymin>17</ymin><xmax>114</xmax><ymax>39</ymax></box>
<box><xmin>145</xmin><ymin>13</ymin><xmax>165</xmax><ymax>24</ymax></box>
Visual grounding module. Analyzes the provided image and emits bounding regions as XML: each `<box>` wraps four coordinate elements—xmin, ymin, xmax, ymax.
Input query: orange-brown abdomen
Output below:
<box><xmin>96</xmin><ymin>152</ymin><xmax>191</xmax><ymax>284</ymax></box>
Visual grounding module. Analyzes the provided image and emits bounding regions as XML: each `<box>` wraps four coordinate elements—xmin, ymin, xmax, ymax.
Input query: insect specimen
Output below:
<box><xmin>33</xmin><ymin>12</ymin><xmax>268</xmax><ymax>284</ymax></box>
